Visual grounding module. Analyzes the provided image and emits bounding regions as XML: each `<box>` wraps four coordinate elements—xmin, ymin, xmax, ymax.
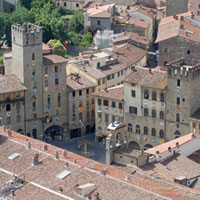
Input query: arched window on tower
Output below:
<box><xmin>136</xmin><ymin>125</ymin><xmax>140</xmax><ymax>134</ymax></box>
<box><xmin>32</xmin><ymin>102</ymin><xmax>36</xmax><ymax>112</ymax></box>
<box><xmin>144</xmin><ymin>108</ymin><xmax>149</xmax><ymax>117</ymax></box>
<box><xmin>152</xmin><ymin>109</ymin><xmax>157</xmax><ymax>118</ymax></box>
<box><xmin>160</xmin><ymin>111</ymin><xmax>164</xmax><ymax>120</ymax></box>
<box><xmin>177</xmin><ymin>97</ymin><xmax>180</xmax><ymax>105</ymax></box>
<box><xmin>176</xmin><ymin>113</ymin><xmax>180</xmax><ymax>122</ymax></box>
<box><xmin>151</xmin><ymin>128</ymin><xmax>156</xmax><ymax>137</ymax></box>
<box><xmin>128</xmin><ymin>123</ymin><xmax>132</xmax><ymax>132</ymax></box>
<box><xmin>144</xmin><ymin>127</ymin><xmax>148</xmax><ymax>135</ymax></box>
<box><xmin>32</xmin><ymin>53</ymin><xmax>35</xmax><ymax>61</ymax></box>
<box><xmin>159</xmin><ymin>130</ymin><xmax>164</xmax><ymax>138</ymax></box>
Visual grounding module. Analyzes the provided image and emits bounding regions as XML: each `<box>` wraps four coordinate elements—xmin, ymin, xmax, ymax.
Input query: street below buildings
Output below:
<box><xmin>50</xmin><ymin>134</ymin><xmax>106</xmax><ymax>164</ymax></box>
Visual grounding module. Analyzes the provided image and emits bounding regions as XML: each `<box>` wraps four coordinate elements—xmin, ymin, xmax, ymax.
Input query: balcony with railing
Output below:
<box><xmin>0</xmin><ymin>97</ymin><xmax>25</xmax><ymax>104</ymax></box>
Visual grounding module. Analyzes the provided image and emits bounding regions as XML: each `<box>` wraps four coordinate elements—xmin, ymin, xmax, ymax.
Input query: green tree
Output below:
<box><xmin>57</xmin><ymin>6</ymin><xmax>73</xmax><ymax>16</ymax></box>
<box><xmin>34</xmin><ymin>2</ymin><xmax>67</xmax><ymax>43</ymax></box>
<box><xmin>67</xmin><ymin>11</ymin><xmax>84</xmax><ymax>33</ymax></box>
<box><xmin>80</xmin><ymin>32</ymin><xmax>93</xmax><ymax>46</ymax></box>
<box><xmin>10</xmin><ymin>7</ymin><xmax>34</xmax><ymax>25</ymax></box>
<box><xmin>18</xmin><ymin>0</ymin><xmax>33</xmax><ymax>10</ymax></box>
<box><xmin>48</xmin><ymin>39</ymin><xmax>66</xmax><ymax>57</ymax></box>
<box><xmin>68</xmin><ymin>32</ymin><xmax>82</xmax><ymax>46</ymax></box>
<box><xmin>0</xmin><ymin>13</ymin><xmax>10</xmax><ymax>48</ymax></box>
<box><xmin>31</xmin><ymin>0</ymin><xmax>54</xmax><ymax>9</ymax></box>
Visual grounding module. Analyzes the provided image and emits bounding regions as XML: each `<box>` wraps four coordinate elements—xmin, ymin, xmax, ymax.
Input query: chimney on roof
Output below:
<box><xmin>191</xmin><ymin>12</ymin><xmax>195</xmax><ymax>19</ymax></box>
<box><xmin>173</xmin><ymin>15</ymin><xmax>178</xmax><ymax>20</ymax></box>
<box><xmin>155</xmin><ymin>151</ymin><xmax>160</xmax><ymax>162</ymax></box>
<box><xmin>33</xmin><ymin>153</ymin><xmax>39</xmax><ymax>165</ymax></box>
<box><xmin>7</xmin><ymin>128</ymin><xmax>11</xmax><ymax>137</ymax></box>
<box><xmin>94</xmin><ymin>192</ymin><xmax>100</xmax><ymax>200</ymax></box>
<box><xmin>192</xmin><ymin>133</ymin><xmax>196</xmax><ymax>139</ymax></box>
<box><xmin>176</xmin><ymin>142</ymin><xmax>179</xmax><ymax>148</ymax></box>
<box><xmin>180</xmin><ymin>16</ymin><xmax>184</xmax><ymax>21</ymax></box>
<box><xmin>104</xmin><ymin>88</ymin><xmax>108</xmax><ymax>93</ymax></box>
<box><xmin>168</xmin><ymin>146</ymin><xmax>172</xmax><ymax>152</ymax></box>
<box><xmin>96</xmin><ymin>4</ymin><xmax>98</xmax><ymax>9</ymax></box>
<box><xmin>44</xmin><ymin>145</ymin><xmax>48</xmax><ymax>150</ymax></box>
<box><xmin>131</xmin><ymin>66</ymin><xmax>135</xmax><ymax>71</ymax></box>
<box><xmin>180</xmin><ymin>24</ymin><xmax>184</xmax><ymax>29</ymax></box>
<box><xmin>149</xmin><ymin>68</ymin><xmax>153</xmax><ymax>74</ymax></box>
<box><xmin>125</xmin><ymin>175</ymin><xmax>130</xmax><ymax>181</ymax></box>
<box><xmin>63</xmin><ymin>149</ymin><xmax>67</xmax><ymax>158</ymax></box>
<box><xmin>55</xmin><ymin>151</ymin><xmax>59</xmax><ymax>159</ymax></box>
<box><xmin>26</xmin><ymin>140</ymin><xmax>31</xmax><ymax>149</ymax></box>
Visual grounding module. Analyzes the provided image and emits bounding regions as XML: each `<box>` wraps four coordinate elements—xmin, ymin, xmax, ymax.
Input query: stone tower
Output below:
<box><xmin>11</xmin><ymin>23</ymin><xmax>44</xmax><ymax>136</ymax></box>
<box><xmin>166</xmin><ymin>58</ymin><xmax>200</xmax><ymax>140</ymax></box>
<box><xmin>166</xmin><ymin>0</ymin><xmax>188</xmax><ymax>17</ymax></box>
<box><xmin>0</xmin><ymin>0</ymin><xmax>3</xmax><ymax>12</ymax></box>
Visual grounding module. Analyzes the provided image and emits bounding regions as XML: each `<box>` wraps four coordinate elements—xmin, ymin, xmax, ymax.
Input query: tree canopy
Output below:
<box><xmin>48</xmin><ymin>39</ymin><xmax>66</xmax><ymax>57</ymax></box>
<box><xmin>0</xmin><ymin>1</ymin><xmax>92</xmax><ymax>49</ymax></box>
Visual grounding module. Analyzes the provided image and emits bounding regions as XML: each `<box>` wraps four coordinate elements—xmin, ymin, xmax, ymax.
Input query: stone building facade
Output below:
<box><xmin>166</xmin><ymin>0</ymin><xmax>188</xmax><ymax>17</ymax></box>
<box><xmin>3</xmin><ymin>24</ymin><xmax>68</xmax><ymax>140</ymax></box>
<box><xmin>123</xmin><ymin>67</ymin><xmax>167</xmax><ymax>150</ymax></box>
<box><xmin>67</xmin><ymin>73</ymin><xmax>96</xmax><ymax>138</ymax></box>
<box><xmin>112</xmin><ymin>59</ymin><xmax>200</xmax><ymax>150</ymax></box>
<box><xmin>0</xmin><ymin>0</ymin><xmax>16</xmax><ymax>13</ymax></box>
<box><xmin>92</xmin><ymin>85</ymin><xmax>124</xmax><ymax>141</ymax></box>
<box><xmin>0</xmin><ymin>75</ymin><xmax>26</xmax><ymax>134</ymax></box>
<box><xmin>165</xmin><ymin>59</ymin><xmax>200</xmax><ymax>140</ymax></box>
<box><xmin>54</xmin><ymin>0</ymin><xmax>85</xmax><ymax>10</ymax></box>
<box><xmin>156</xmin><ymin>14</ymin><xmax>200</xmax><ymax>66</ymax></box>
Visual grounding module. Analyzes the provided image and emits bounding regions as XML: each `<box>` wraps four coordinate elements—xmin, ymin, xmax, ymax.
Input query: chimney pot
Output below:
<box><xmin>63</xmin><ymin>150</ymin><xmax>67</xmax><ymax>158</ymax></box>
<box><xmin>44</xmin><ymin>145</ymin><xmax>48</xmax><ymax>150</ymax></box>
<box><xmin>55</xmin><ymin>151</ymin><xmax>59</xmax><ymax>159</ymax></box>
<box><xmin>33</xmin><ymin>153</ymin><xmax>39</xmax><ymax>165</ymax></box>
<box><xmin>27</xmin><ymin>140</ymin><xmax>31</xmax><ymax>149</ymax></box>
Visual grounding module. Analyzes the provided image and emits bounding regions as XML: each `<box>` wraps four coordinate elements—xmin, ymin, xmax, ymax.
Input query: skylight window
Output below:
<box><xmin>56</xmin><ymin>170</ymin><xmax>71</xmax><ymax>180</ymax></box>
<box><xmin>8</xmin><ymin>153</ymin><xmax>20</xmax><ymax>160</ymax></box>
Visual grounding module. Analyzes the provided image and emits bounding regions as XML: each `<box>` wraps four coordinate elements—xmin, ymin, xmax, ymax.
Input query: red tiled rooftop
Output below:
<box><xmin>92</xmin><ymin>84</ymin><xmax>124</xmax><ymax>101</ymax></box>
<box><xmin>1</xmin><ymin>128</ymin><xmax>200</xmax><ymax>199</ymax></box>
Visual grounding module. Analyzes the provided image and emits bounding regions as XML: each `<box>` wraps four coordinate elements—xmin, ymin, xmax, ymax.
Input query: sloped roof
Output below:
<box><xmin>92</xmin><ymin>84</ymin><xmax>124</xmax><ymax>101</ymax></box>
<box><xmin>66</xmin><ymin>73</ymin><xmax>96</xmax><ymax>91</ymax></box>
<box><xmin>1</xmin><ymin>128</ymin><xmax>200</xmax><ymax>199</ymax></box>
<box><xmin>0</xmin><ymin>75</ymin><xmax>27</xmax><ymax>93</ymax></box>
<box><xmin>123</xmin><ymin>66</ymin><xmax>167</xmax><ymax>89</ymax></box>
<box><xmin>43</xmin><ymin>54</ymin><xmax>67</xmax><ymax>65</ymax></box>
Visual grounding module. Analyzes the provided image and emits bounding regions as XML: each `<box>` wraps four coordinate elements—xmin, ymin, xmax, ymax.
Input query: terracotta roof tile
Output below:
<box><xmin>0</xmin><ymin>75</ymin><xmax>27</xmax><ymax>93</ymax></box>
<box><xmin>103</xmin><ymin>43</ymin><xmax>147</xmax><ymax>67</ymax></box>
<box><xmin>66</xmin><ymin>73</ymin><xmax>96</xmax><ymax>90</ymax></box>
<box><xmin>43</xmin><ymin>54</ymin><xmax>67</xmax><ymax>65</ymax></box>
<box><xmin>1</xmin><ymin>128</ymin><xmax>200</xmax><ymax>199</ymax></box>
<box><xmin>156</xmin><ymin>14</ymin><xmax>200</xmax><ymax>43</ymax></box>
<box><xmin>123</xmin><ymin>66</ymin><xmax>167</xmax><ymax>89</ymax></box>
<box><xmin>92</xmin><ymin>84</ymin><xmax>124</xmax><ymax>101</ymax></box>
<box><xmin>145</xmin><ymin>133</ymin><xmax>196</xmax><ymax>156</ymax></box>
<box><xmin>127</xmin><ymin>18</ymin><xmax>149</xmax><ymax>28</ymax></box>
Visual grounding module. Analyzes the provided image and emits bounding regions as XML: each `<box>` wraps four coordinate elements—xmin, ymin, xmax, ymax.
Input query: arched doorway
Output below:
<box><xmin>128</xmin><ymin>141</ymin><xmax>140</xmax><ymax>150</ymax></box>
<box><xmin>45</xmin><ymin>125</ymin><xmax>64</xmax><ymax>140</ymax></box>
<box><xmin>174</xmin><ymin>130</ymin><xmax>181</xmax><ymax>139</ymax></box>
<box><xmin>17</xmin><ymin>129</ymin><xmax>24</xmax><ymax>135</ymax></box>
<box><xmin>144</xmin><ymin>144</ymin><xmax>153</xmax><ymax>150</ymax></box>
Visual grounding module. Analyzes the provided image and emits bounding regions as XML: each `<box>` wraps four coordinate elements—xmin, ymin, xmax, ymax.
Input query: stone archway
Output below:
<box><xmin>174</xmin><ymin>130</ymin><xmax>181</xmax><ymax>139</ymax></box>
<box><xmin>128</xmin><ymin>141</ymin><xmax>140</xmax><ymax>150</ymax></box>
<box><xmin>144</xmin><ymin>144</ymin><xmax>153</xmax><ymax>150</ymax></box>
<box><xmin>45</xmin><ymin>125</ymin><xmax>64</xmax><ymax>140</ymax></box>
